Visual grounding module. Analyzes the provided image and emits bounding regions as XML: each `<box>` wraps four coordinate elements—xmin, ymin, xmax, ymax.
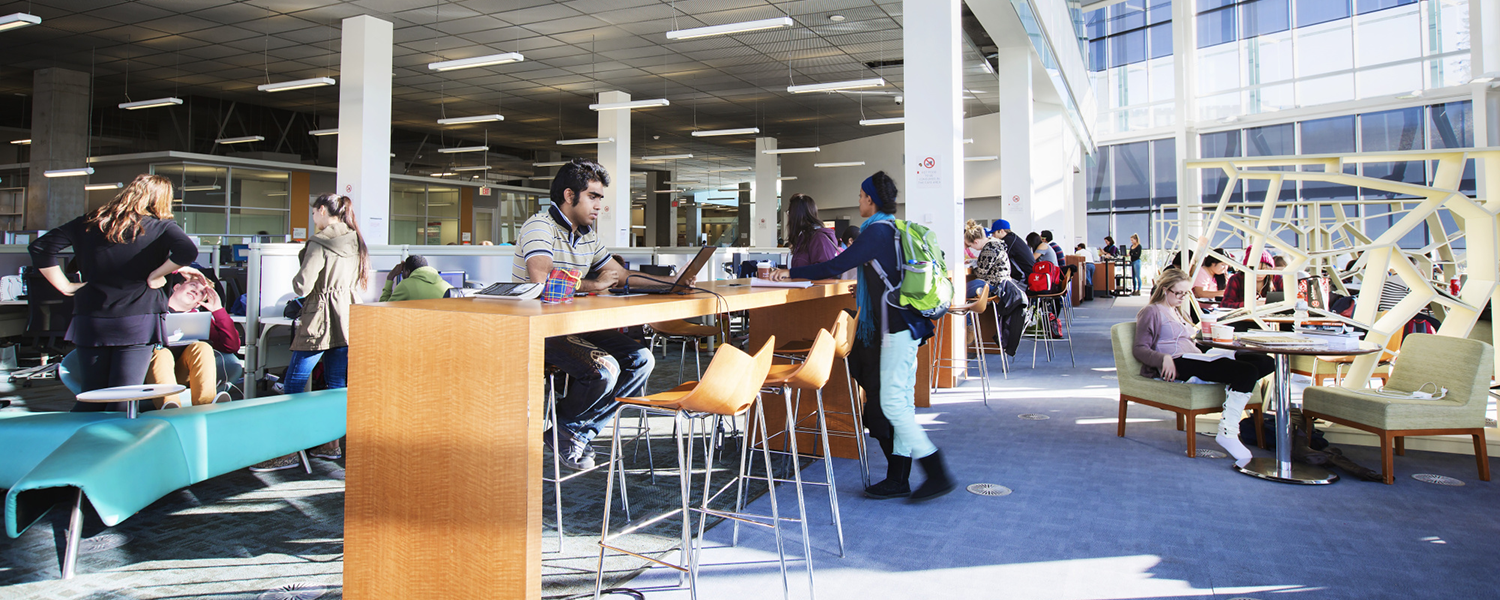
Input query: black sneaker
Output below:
<box><xmin>561</xmin><ymin>441</ymin><xmax>597</xmax><ymax>470</ymax></box>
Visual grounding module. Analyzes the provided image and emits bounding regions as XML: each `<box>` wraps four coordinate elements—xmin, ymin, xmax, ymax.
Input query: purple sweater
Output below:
<box><xmin>1132</xmin><ymin>303</ymin><xmax>1200</xmax><ymax>378</ymax></box>
<box><xmin>790</xmin><ymin>227</ymin><xmax>840</xmax><ymax>269</ymax></box>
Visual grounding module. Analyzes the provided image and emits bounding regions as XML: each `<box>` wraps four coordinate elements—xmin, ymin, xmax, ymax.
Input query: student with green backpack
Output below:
<box><xmin>768</xmin><ymin>171</ymin><xmax>957</xmax><ymax>502</ymax></box>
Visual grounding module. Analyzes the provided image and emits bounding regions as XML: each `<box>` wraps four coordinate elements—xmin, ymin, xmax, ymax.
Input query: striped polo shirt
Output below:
<box><xmin>511</xmin><ymin>205</ymin><xmax>612</xmax><ymax>282</ymax></box>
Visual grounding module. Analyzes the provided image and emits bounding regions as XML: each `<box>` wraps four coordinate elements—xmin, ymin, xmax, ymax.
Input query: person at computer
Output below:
<box><xmin>145</xmin><ymin>273</ymin><xmax>242</xmax><ymax>408</ymax></box>
<box><xmin>766</xmin><ymin>171</ymin><xmax>956</xmax><ymax>503</ymax></box>
<box><xmin>513</xmin><ymin>158</ymin><xmax>658</xmax><ymax>470</ymax></box>
<box><xmin>29</xmin><ymin>173</ymin><xmax>205</xmax><ymax>411</ymax></box>
<box><xmin>380</xmin><ymin>254</ymin><xmax>452</xmax><ymax>302</ymax></box>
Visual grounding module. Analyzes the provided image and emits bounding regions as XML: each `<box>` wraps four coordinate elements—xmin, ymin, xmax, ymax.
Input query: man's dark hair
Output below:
<box><xmin>550</xmin><ymin>158</ymin><xmax>611</xmax><ymax>206</ymax></box>
<box><xmin>1025</xmin><ymin>232</ymin><xmax>1043</xmax><ymax>249</ymax></box>
<box><xmin>403</xmin><ymin>254</ymin><xmax>429</xmax><ymax>272</ymax></box>
<box><xmin>869</xmin><ymin>171</ymin><xmax>898</xmax><ymax>214</ymax></box>
<box><xmin>841</xmin><ymin>225</ymin><xmax>860</xmax><ymax>245</ymax></box>
<box><xmin>1041</xmin><ymin>230</ymin><xmax>1054</xmax><ymax>241</ymax></box>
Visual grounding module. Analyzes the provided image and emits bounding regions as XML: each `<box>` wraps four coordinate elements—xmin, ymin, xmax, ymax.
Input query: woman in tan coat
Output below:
<box><xmin>253</xmin><ymin>193</ymin><xmax>368</xmax><ymax>471</ymax></box>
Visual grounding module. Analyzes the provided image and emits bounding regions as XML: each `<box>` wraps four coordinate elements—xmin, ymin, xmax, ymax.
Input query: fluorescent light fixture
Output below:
<box><xmin>183</xmin><ymin>185</ymin><xmax>222</xmax><ymax>192</ymax></box>
<box><xmin>437</xmin><ymin>114</ymin><xmax>503</xmax><ymax>125</ymax></box>
<box><xmin>266</xmin><ymin>191</ymin><xmax>288</xmax><ymax>196</ymax></box>
<box><xmin>590</xmin><ymin>98</ymin><xmax>670</xmax><ymax>111</ymax></box>
<box><xmin>556</xmin><ymin>137</ymin><xmax>614</xmax><ymax>145</ymax></box>
<box><xmin>10</xmin><ymin>139</ymin><xmax>30</xmax><ymax>145</ymax></box>
<box><xmin>691</xmin><ymin>127</ymin><xmax>759</xmax><ymax>137</ymax></box>
<box><xmin>663</xmin><ymin>180</ymin><xmax>700</xmax><ymax>184</ymax></box>
<box><xmin>118</xmin><ymin>97</ymin><xmax>183</xmax><ymax>110</ymax></box>
<box><xmin>814</xmin><ymin>161</ymin><xmax>865</xmax><ymax>168</ymax></box>
<box><xmin>652</xmin><ymin>189</ymin><xmax>686</xmax><ymax>193</ymax></box>
<box><xmin>762</xmin><ymin>147</ymin><xmax>820</xmax><ymax>155</ymax></box>
<box><xmin>964</xmin><ymin>155</ymin><xmax>999</xmax><ymax>162</ymax></box>
<box><xmin>429</xmin><ymin>172</ymin><xmax>456</xmax><ymax>177</ymax></box>
<box><xmin>452</xmin><ymin>165</ymin><xmax>492</xmax><ymax>171</ymax></box>
<box><xmin>666</xmin><ymin>16</ymin><xmax>793</xmax><ymax>40</ymax></box>
<box><xmin>215</xmin><ymin>135</ymin><xmax>264</xmax><ymax>144</ymax></box>
<box><xmin>528</xmin><ymin>175</ymin><xmax>556</xmax><ymax>180</ymax></box>
<box><xmin>43</xmin><ymin>167</ymin><xmax>94</xmax><ymax>178</ymax></box>
<box><xmin>85</xmin><ymin>182</ymin><xmax>124</xmax><ymax>191</ymax></box>
<box><xmin>718</xmin><ymin>187</ymin><xmax>746</xmax><ymax>192</ymax></box>
<box><xmin>257</xmin><ymin>77</ymin><xmax>336</xmax><ymax>92</ymax></box>
<box><xmin>788</xmin><ymin>77</ymin><xmax>886</xmax><ymax>94</ymax></box>
<box><xmin>532</xmin><ymin>160</ymin><xmax>570</xmax><ymax>167</ymax></box>
<box><xmin>641</xmin><ymin>154</ymin><xmax>693</xmax><ymax>161</ymax></box>
<box><xmin>778</xmin><ymin>176</ymin><xmax>797</xmax><ymax>181</ymax></box>
<box><xmin>439</xmin><ymin>146</ymin><xmax>488</xmax><ymax>154</ymax></box>
<box><xmin>428</xmin><ymin>52</ymin><xmax>525</xmax><ymax>72</ymax></box>
<box><xmin>710</xmin><ymin>167</ymin><xmax>752</xmax><ymax>173</ymax></box>
<box><xmin>308</xmin><ymin>128</ymin><xmax>339</xmax><ymax>136</ymax></box>
<box><xmin>0</xmin><ymin>13</ymin><xmax>41</xmax><ymax>33</ymax></box>
<box><xmin>859</xmin><ymin>117</ymin><xmax>904</xmax><ymax>126</ymax></box>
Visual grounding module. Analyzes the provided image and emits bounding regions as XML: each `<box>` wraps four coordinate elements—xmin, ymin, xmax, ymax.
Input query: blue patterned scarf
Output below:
<box><xmin>856</xmin><ymin>210</ymin><xmax>896</xmax><ymax>343</ymax></box>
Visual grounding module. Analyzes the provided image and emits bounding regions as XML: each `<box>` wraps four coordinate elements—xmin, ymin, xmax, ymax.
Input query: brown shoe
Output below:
<box><xmin>309</xmin><ymin>440</ymin><xmax>342</xmax><ymax>461</ymax></box>
<box><xmin>249</xmin><ymin>453</ymin><xmax>302</xmax><ymax>472</ymax></box>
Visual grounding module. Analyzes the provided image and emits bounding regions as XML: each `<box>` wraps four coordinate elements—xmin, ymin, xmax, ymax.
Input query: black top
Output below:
<box><xmin>1129</xmin><ymin>245</ymin><xmax>1142</xmax><ymax>261</ymax></box>
<box><xmin>1002</xmin><ymin>231</ymin><xmax>1035</xmax><ymax>281</ymax></box>
<box><xmin>789</xmin><ymin>220</ymin><xmax>934</xmax><ymax>343</ymax></box>
<box><xmin>30</xmin><ymin>215</ymin><xmax>198</xmax><ymax>320</ymax></box>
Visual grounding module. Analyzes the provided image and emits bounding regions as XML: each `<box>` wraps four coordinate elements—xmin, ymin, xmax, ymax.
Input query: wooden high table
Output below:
<box><xmin>344</xmin><ymin>279</ymin><xmax>935</xmax><ymax>599</ymax></box>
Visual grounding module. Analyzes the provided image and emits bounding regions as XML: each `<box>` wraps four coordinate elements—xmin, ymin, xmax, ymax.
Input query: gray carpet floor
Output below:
<box><xmin>5</xmin><ymin>296</ymin><xmax>1500</xmax><ymax>600</ymax></box>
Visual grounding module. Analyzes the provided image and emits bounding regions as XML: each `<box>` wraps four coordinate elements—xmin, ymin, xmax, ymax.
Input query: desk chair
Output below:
<box><xmin>1023</xmin><ymin>271</ymin><xmax>1075</xmax><ymax>367</ymax></box>
<box><xmin>775</xmin><ymin>310</ymin><xmax>870</xmax><ymax>487</ymax></box>
<box><xmin>10</xmin><ymin>267</ymin><xmax>75</xmax><ymax>387</ymax></box>
<box><xmin>596</xmin><ymin>338</ymin><xmax>801</xmax><ymax>600</ymax></box>
<box><xmin>930</xmin><ymin>284</ymin><xmax>993</xmax><ymax>404</ymax></box>
<box><xmin>753</xmin><ymin>328</ymin><xmax>844</xmax><ymax>559</ymax></box>
<box><xmin>1302</xmin><ymin>333</ymin><xmax>1494</xmax><ymax>484</ymax></box>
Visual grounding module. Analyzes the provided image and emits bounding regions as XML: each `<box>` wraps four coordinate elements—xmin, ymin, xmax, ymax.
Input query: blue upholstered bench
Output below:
<box><xmin>0</xmin><ymin>388</ymin><xmax>346</xmax><ymax>578</ymax></box>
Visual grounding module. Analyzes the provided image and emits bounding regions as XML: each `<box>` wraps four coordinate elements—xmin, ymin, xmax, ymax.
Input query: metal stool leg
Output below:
<box><xmin>780</xmin><ymin>384</ymin><xmax>816</xmax><ymax>600</ymax></box>
<box><xmin>813</xmin><ymin>388</ymin><xmax>845</xmax><ymax>557</ymax></box>
<box><xmin>845</xmin><ymin>358</ymin><xmax>871</xmax><ymax>487</ymax></box>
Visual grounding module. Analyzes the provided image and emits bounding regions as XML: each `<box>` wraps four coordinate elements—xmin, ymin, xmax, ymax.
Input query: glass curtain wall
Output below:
<box><xmin>390</xmin><ymin>181</ymin><xmax>462</xmax><ymax>246</ymax></box>
<box><xmin>1087</xmin><ymin>0</ymin><xmax>1174</xmax><ymax>134</ymax></box>
<box><xmin>152</xmin><ymin>163</ymin><xmax>290</xmax><ymax>242</ymax></box>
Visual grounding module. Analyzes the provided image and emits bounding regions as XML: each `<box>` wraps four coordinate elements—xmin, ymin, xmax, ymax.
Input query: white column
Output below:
<box><xmin>753</xmin><ymin>137</ymin><xmax>778</xmax><ymax>247</ymax></box>
<box><xmin>997</xmin><ymin>48</ymin><xmax>1034</xmax><ymax>234</ymax></box>
<box><xmin>1032</xmin><ymin>103</ymin><xmax>1068</xmax><ymax>236</ymax></box>
<box><xmin>596</xmin><ymin>90</ymin><xmax>632</xmax><ymax>247</ymax></box>
<box><xmin>336</xmin><ymin>15</ymin><xmax>393</xmax><ymax>245</ymax></box>
<box><xmin>1173</xmin><ymin>0</ymin><xmax>1202</xmax><ymax>250</ymax></box>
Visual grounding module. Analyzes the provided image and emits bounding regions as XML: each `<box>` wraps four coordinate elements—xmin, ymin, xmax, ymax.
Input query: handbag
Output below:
<box><xmin>283</xmin><ymin>297</ymin><xmax>305</xmax><ymax>320</ymax></box>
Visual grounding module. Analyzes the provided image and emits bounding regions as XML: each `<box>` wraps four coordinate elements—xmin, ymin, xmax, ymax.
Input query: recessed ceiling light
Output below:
<box><xmin>829</xmin><ymin>14</ymin><xmax>846</xmax><ymax>22</ymax></box>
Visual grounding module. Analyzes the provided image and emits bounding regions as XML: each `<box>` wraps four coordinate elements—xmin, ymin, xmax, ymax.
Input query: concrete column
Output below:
<box><xmin>753</xmin><ymin>137</ymin><xmax>778</xmax><ymax>247</ymax></box>
<box><xmin>336</xmin><ymin>15</ymin><xmax>394</xmax><ymax>244</ymax></box>
<box><xmin>644</xmin><ymin>170</ymin><xmax>672</xmax><ymax>246</ymax></box>
<box><xmin>736</xmin><ymin>182</ymin><xmax>752</xmax><ymax>246</ymax></box>
<box><xmin>26</xmin><ymin>68</ymin><xmax>90</xmax><ymax>230</ymax></box>
<box><xmin>996</xmin><ymin>47</ymin><xmax>1034</xmax><ymax>234</ymax></box>
<box><xmin>1032</xmin><ymin>102</ymin><xmax>1068</xmax><ymax>238</ymax></box>
<box><xmin>683</xmin><ymin>200</ymin><xmax>701</xmax><ymax>245</ymax></box>
<box><xmin>596</xmin><ymin>90</ymin><xmax>632</xmax><ymax>247</ymax></box>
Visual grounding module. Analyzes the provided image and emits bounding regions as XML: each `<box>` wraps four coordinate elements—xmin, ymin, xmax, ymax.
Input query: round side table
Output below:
<box><xmin>75</xmin><ymin>384</ymin><xmax>187</xmax><ymax>418</ymax></box>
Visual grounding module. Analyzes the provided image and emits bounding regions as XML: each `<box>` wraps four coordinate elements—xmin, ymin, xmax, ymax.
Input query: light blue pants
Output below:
<box><xmin>881</xmin><ymin>330</ymin><xmax>937</xmax><ymax>459</ymax></box>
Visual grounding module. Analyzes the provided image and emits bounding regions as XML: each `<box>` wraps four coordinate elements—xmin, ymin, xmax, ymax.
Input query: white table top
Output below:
<box><xmin>75</xmin><ymin>384</ymin><xmax>187</xmax><ymax>403</ymax></box>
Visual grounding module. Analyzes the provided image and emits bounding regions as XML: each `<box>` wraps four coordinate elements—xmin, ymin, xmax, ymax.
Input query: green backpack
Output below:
<box><xmin>868</xmin><ymin>220</ymin><xmax>954</xmax><ymax>319</ymax></box>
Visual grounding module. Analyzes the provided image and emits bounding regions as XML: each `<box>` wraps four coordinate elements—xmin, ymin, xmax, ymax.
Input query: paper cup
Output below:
<box><xmin>1212</xmin><ymin>324</ymin><xmax>1234</xmax><ymax>343</ymax></box>
<box><xmin>757</xmin><ymin>261</ymin><xmax>772</xmax><ymax>278</ymax></box>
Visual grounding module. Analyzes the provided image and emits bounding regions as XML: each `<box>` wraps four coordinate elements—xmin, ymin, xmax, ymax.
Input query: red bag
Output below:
<box><xmin>1029</xmin><ymin>260</ymin><xmax>1059</xmax><ymax>292</ymax></box>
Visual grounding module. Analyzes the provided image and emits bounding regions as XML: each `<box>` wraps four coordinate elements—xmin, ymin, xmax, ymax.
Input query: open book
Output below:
<box><xmin>1179</xmin><ymin>348</ymin><xmax>1236</xmax><ymax>362</ymax></box>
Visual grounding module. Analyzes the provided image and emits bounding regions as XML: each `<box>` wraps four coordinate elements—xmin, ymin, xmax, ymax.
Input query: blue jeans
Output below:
<box><xmin>965</xmin><ymin>279</ymin><xmax>991</xmax><ymax>299</ymax></box>
<box><xmin>880</xmin><ymin>330</ymin><xmax>937</xmax><ymax>459</ymax></box>
<box><xmin>545</xmin><ymin>331</ymin><xmax>654</xmax><ymax>444</ymax></box>
<box><xmin>284</xmin><ymin>347</ymin><xmax>348</xmax><ymax>394</ymax></box>
<box><xmin>1131</xmin><ymin>259</ymin><xmax>1142</xmax><ymax>292</ymax></box>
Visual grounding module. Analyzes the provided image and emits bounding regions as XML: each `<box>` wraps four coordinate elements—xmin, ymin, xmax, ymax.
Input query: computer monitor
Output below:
<box><xmin>231</xmin><ymin>244</ymin><xmax>250</xmax><ymax>263</ymax></box>
<box><xmin>439</xmin><ymin>270</ymin><xmax>465</xmax><ymax>288</ymax></box>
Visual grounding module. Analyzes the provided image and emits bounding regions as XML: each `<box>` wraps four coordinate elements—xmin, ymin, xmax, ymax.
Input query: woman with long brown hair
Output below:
<box><xmin>254</xmin><ymin>193</ymin><xmax>369</xmax><ymax>470</ymax></box>
<box><xmin>29</xmin><ymin>173</ymin><xmax>203</xmax><ymax>410</ymax></box>
<box><xmin>785</xmin><ymin>193</ymin><xmax>840</xmax><ymax>268</ymax></box>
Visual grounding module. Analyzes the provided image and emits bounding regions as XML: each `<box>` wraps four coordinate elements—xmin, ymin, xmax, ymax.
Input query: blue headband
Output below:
<box><xmin>860</xmin><ymin>176</ymin><xmax>878</xmax><ymax>203</ymax></box>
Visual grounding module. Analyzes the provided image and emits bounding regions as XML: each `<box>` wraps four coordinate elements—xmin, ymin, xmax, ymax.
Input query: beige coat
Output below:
<box><xmin>291</xmin><ymin>221</ymin><xmax>363</xmax><ymax>351</ymax></box>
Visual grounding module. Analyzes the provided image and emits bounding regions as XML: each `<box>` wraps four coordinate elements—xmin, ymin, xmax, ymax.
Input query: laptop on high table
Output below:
<box><xmin>611</xmin><ymin>247</ymin><xmax>716</xmax><ymax>295</ymax></box>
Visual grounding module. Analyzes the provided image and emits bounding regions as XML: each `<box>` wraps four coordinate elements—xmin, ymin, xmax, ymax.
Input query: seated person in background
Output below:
<box><xmin>989</xmin><ymin>219</ymin><xmax>1034</xmax><ymax>282</ymax></box>
<box><xmin>839</xmin><ymin>225</ymin><xmax>860</xmax><ymax>252</ymax></box>
<box><xmin>513</xmin><ymin>158</ymin><xmax>656</xmax><ymax>470</ymax></box>
<box><xmin>147</xmin><ymin>273</ymin><xmax>243</xmax><ymax>408</ymax></box>
<box><xmin>1194</xmin><ymin>255</ymin><xmax>1228</xmax><ymax>299</ymax></box>
<box><xmin>380</xmin><ymin>254</ymin><xmax>453</xmax><ymax>301</ymax></box>
<box><xmin>1028</xmin><ymin>232</ymin><xmax>1058</xmax><ymax>267</ymax></box>
<box><xmin>1074</xmin><ymin>243</ymin><xmax>1095</xmax><ymax>289</ymax></box>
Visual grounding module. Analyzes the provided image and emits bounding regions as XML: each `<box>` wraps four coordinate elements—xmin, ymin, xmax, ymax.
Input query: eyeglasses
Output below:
<box><xmin>1167</xmin><ymin>289</ymin><xmax>1192</xmax><ymax>298</ymax></box>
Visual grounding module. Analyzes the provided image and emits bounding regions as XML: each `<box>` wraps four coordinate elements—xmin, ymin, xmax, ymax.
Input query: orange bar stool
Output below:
<box><xmin>596</xmin><ymin>337</ymin><xmax>811</xmax><ymax>600</ymax></box>
<box><xmin>774</xmin><ymin>310</ymin><xmax>871</xmax><ymax>487</ymax></box>
<box><xmin>751</xmin><ymin>328</ymin><xmax>844</xmax><ymax>564</ymax></box>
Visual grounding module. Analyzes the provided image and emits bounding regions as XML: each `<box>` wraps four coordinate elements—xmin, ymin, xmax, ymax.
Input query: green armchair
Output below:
<box><xmin>1111</xmin><ymin>322</ymin><xmax>1267</xmax><ymax>457</ymax></box>
<box><xmin>1302</xmin><ymin>333</ymin><xmax>1494</xmax><ymax>484</ymax></box>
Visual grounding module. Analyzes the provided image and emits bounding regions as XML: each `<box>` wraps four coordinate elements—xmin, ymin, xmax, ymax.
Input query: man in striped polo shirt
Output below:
<box><xmin>513</xmin><ymin>158</ymin><xmax>654</xmax><ymax>470</ymax></box>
